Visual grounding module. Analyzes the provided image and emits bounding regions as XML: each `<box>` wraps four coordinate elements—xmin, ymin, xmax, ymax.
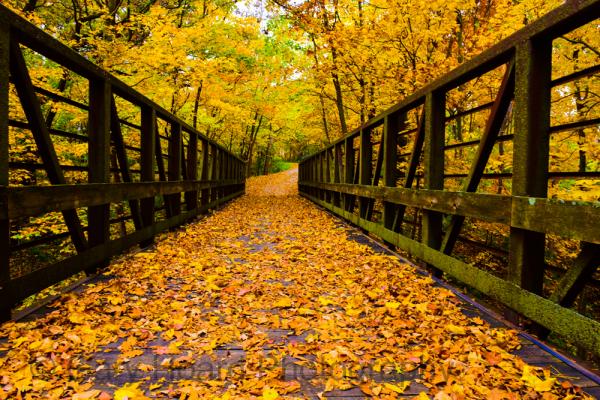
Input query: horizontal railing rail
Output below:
<box><xmin>0</xmin><ymin>4</ymin><xmax>246</xmax><ymax>319</ymax></box>
<box><xmin>299</xmin><ymin>0</ymin><xmax>600</xmax><ymax>356</ymax></box>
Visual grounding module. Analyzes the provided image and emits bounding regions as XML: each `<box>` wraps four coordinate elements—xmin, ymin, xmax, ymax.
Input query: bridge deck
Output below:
<box><xmin>1</xmin><ymin>168</ymin><xmax>598</xmax><ymax>399</ymax></box>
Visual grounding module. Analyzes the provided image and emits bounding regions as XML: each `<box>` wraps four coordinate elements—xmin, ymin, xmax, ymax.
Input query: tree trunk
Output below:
<box><xmin>246</xmin><ymin>114</ymin><xmax>263</xmax><ymax>177</ymax></box>
<box><xmin>192</xmin><ymin>80</ymin><xmax>203</xmax><ymax>129</ymax></box>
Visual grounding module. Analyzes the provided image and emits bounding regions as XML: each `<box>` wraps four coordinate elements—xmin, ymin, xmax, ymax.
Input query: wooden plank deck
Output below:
<box><xmin>2</xmin><ymin>170</ymin><xmax>599</xmax><ymax>399</ymax></box>
<box><xmin>7</xmin><ymin>232</ymin><xmax>600</xmax><ymax>398</ymax></box>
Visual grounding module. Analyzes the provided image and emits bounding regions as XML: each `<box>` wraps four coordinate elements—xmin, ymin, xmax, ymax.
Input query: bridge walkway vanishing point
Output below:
<box><xmin>0</xmin><ymin>168</ymin><xmax>599</xmax><ymax>399</ymax></box>
<box><xmin>2</xmin><ymin>0</ymin><xmax>600</xmax><ymax>398</ymax></box>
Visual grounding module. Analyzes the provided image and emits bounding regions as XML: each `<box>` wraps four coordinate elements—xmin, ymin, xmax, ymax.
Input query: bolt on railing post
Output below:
<box><xmin>0</xmin><ymin>21</ymin><xmax>11</xmax><ymax>321</ymax></box>
<box><xmin>140</xmin><ymin>106</ymin><xmax>156</xmax><ymax>247</ymax></box>
<box><xmin>423</xmin><ymin>90</ymin><xmax>445</xmax><ymax>275</ymax></box>
<box><xmin>508</xmin><ymin>38</ymin><xmax>552</xmax><ymax>300</ymax></box>
<box><xmin>86</xmin><ymin>78</ymin><xmax>111</xmax><ymax>274</ymax></box>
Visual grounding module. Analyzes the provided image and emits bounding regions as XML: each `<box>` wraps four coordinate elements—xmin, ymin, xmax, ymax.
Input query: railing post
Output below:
<box><xmin>333</xmin><ymin>144</ymin><xmax>342</xmax><ymax>207</ymax></box>
<box><xmin>423</xmin><ymin>91</ymin><xmax>445</xmax><ymax>273</ymax></box>
<box><xmin>325</xmin><ymin>148</ymin><xmax>331</xmax><ymax>203</ymax></box>
<box><xmin>508</xmin><ymin>39</ymin><xmax>551</xmax><ymax>298</ymax></box>
<box><xmin>318</xmin><ymin>152</ymin><xmax>324</xmax><ymax>200</ymax></box>
<box><xmin>310</xmin><ymin>156</ymin><xmax>313</xmax><ymax>185</ymax></box>
<box><xmin>185</xmin><ymin>131</ymin><xmax>198</xmax><ymax>211</ymax></box>
<box><xmin>140</xmin><ymin>106</ymin><xmax>156</xmax><ymax>247</ymax></box>
<box><xmin>0</xmin><ymin>21</ymin><xmax>11</xmax><ymax>320</ymax></box>
<box><xmin>211</xmin><ymin>145</ymin><xmax>218</xmax><ymax>203</ymax></box>
<box><xmin>168</xmin><ymin>121</ymin><xmax>182</xmax><ymax>217</ymax></box>
<box><xmin>227</xmin><ymin>154</ymin><xmax>232</xmax><ymax>196</ymax></box>
<box><xmin>86</xmin><ymin>78</ymin><xmax>111</xmax><ymax>274</ymax></box>
<box><xmin>201</xmin><ymin>139</ymin><xmax>209</xmax><ymax>208</ymax></box>
<box><xmin>220</xmin><ymin>150</ymin><xmax>225</xmax><ymax>198</ymax></box>
<box><xmin>359</xmin><ymin>129</ymin><xmax>372</xmax><ymax>219</ymax></box>
<box><xmin>383</xmin><ymin>114</ymin><xmax>399</xmax><ymax>230</ymax></box>
<box><xmin>344</xmin><ymin>137</ymin><xmax>355</xmax><ymax>211</ymax></box>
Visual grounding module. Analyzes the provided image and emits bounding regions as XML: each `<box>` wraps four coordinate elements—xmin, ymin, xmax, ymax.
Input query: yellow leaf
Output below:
<box><xmin>318</xmin><ymin>296</ymin><xmax>334</xmax><ymax>306</ymax></box>
<box><xmin>73</xmin><ymin>390</ymin><xmax>102</xmax><ymax>400</ymax></box>
<box><xmin>114</xmin><ymin>382</ymin><xmax>149</xmax><ymax>400</ymax></box>
<box><xmin>262</xmin><ymin>387</ymin><xmax>279</xmax><ymax>399</ymax></box>
<box><xmin>167</xmin><ymin>341</ymin><xmax>182</xmax><ymax>354</ymax></box>
<box><xmin>446</xmin><ymin>325</ymin><xmax>466</xmax><ymax>335</ymax></box>
<box><xmin>345</xmin><ymin>307</ymin><xmax>362</xmax><ymax>316</ymax></box>
<box><xmin>384</xmin><ymin>381</ymin><xmax>410</xmax><ymax>393</ymax></box>
<box><xmin>521</xmin><ymin>365</ymin><xmax>556</xmax><ymax>392</ymax></box>
<box><xmin>69</xmin><ymin>312</ymin><xmax>87</xmax><ymax>324</ymax></box>
<box><xmin>137</xmin><ymin>363</ymin><xmax>154</xmax><ymax>372</ymax></box>
<box><xmin>13</xmin><ymin>365</ymin><xmax>33</xmax><ymax>392</ymax></box>
<box><xmin>534</xmin><ymin>377</ymin><xmax>556</xmax><ymax>392</ymax></box>
<box><xmin>385</xmin><ymin>301</ymin><xmax>400</xmax><ymax>310</ymax></box>
<box><xmin>274</xmin><ymin>297</ymin><xmax>292</xmax><ymax>308</ymax></box>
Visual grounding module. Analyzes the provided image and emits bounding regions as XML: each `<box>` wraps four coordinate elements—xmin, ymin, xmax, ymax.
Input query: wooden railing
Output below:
<box><xmin>299</xmin><ymin>0</ymin><xmax>600</xmax><ymax>356</ymax></box>
<box><xmin>0</xmin><ymin>5</ymin><xmax>245</xmax><ymax>319</ymax></box>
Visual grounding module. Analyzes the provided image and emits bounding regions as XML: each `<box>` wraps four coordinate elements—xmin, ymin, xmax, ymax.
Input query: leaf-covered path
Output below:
<box><xmin>0</xmin><ymin>168</ymin><xmax>598</xmax><ymax>399</ymax></box>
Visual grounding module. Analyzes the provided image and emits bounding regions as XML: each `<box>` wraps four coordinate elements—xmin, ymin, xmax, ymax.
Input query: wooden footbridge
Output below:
<box><xmin>1</xmin><ymin>0</ymin><xmax>600</xmax><ymax>398</ymax></box>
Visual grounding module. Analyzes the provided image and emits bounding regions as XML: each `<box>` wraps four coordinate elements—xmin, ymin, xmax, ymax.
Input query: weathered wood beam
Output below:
<box><xmin>508</xmin><ymin>38</ymin><xmax>551</xmax><ymax>297</ymax></box>
<box><xmin>344</xmin><ymin>137</ymin><xmax>355</xmax><ymax>212</ymax></box>
<box><xmin>333</xmin><ymin>143</ymin><xmax>342</xmax><ymax>207</ymax></box>
<box><xmin>110</xmin><ymin>97</ymin><xmax>143</xmax><ymax>230</ymax></box>
<box><xmin>383</xmin><ymin>114</ymin><xmax>399</xmax><ymax>230</ymax></box>
<box><xmin>0</xmin><ymin>20</ymin><xmax>10</xmax><ymax>320</ymax></box>
<box><xmin>325</xmin><ymin>147</ymin><xmax>331</xmax><ymax>203</ymax></box>
<box><xmin>5</xmin><ymin>180</ymin><xmax>245</xmax><ymax>220</ymax></box>
<box><xmin>5</xmin><ymin>190</ymin><xmax>244</xmax><ymax>306</ymax></box>
<box><xmin>359</xmin><ymin>129</ymin><xmax>372</xmax><ymax>219</ymax></box>
<box><xmin>423</xmin><ymin>91</ymin><xmax>445</xmax><ymax>273</ymax></box>
<box><xmin>302</xmin><ymin>182</ymin><xmax>510</xmax><ymax>224</ymax></box>
<box><xmin>393</xmin><ymin>111</ymin><xmax>425</xmax><ymax>232</ymax></box>
<box><xmin>140</xmin><ymin>106</ymin><xmax>156</xmax><ymax>247</ymax></box>
<box><xmin>552</xmin><ymin>242</ymin><xmax>600</xmax><ymax>308</ymax></box>
<box><xmin>201</xmin><ymin>140</ymin><xmax>210</xmax><ymax>207</ymax></box>
<box><xmin>186</xmin><ymin>131</ymin><xmax>199</xmax><ymax>211</ymax></box>
<box><xmin>441</xmin><ymin>62</ymin><xmax>515</xmax><ymax>255</ymax></box>
<box><xmin>9</xmin><ymin>41</ymin><xmax>88</xmax><ymax>252</ymax></box>
<box><xmin>211</xmin><ymin>145</ymin><xmax>219</xmax><ymax>203</ymax></box>
<box><xmin>299</xmin><ymin>182</ymin><xmax>600</xmax><ymax>244</ymax></box>
<box><xmin>167</xmin><ymin>122</ymin><xmax>182</xmax><ymax>218</ymax></box>
<box><xmin>366</xmin><ymin>128</ymin><xmax>385</xmax><ymax>220</ymax></box>
<box><xmin>87</xmin><ymin>78</ymin><xmax>111</xmax><ymax>274</ymax></box>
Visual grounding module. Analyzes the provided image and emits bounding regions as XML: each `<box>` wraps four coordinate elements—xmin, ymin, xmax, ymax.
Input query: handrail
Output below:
<box><xmin>299</xmin><ymin>0</ymin><xmax>600</xmax><ymax>356</ymax></box>
<box><xmin>0</xmin><ymin>5</ymin><xmax>246</xmax><ymax>318</ymax></box>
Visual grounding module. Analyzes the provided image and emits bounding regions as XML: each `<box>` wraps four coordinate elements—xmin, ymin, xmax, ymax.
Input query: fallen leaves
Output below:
<box><xmin>0</xmin><ymin>168</ymin><xmax>594</xmax><ymax>399</ymax></box>
<box><xmin>114</xmin><ymin>382</ymin><xmax>149</xmax><ymax>400</ymax></box>
<box><xmin>522</xmin><ymin>365</ymin><xmax>558</xmax><ymax>392</ymax></box>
